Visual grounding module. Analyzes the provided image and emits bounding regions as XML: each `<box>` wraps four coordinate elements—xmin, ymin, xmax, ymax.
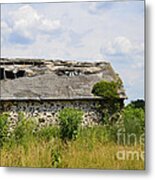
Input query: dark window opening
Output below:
<box><xmin>16</xmin><ymin>70</ymin><xmax>25</xmax><ymax>78</ymax></box>
<box><xmin>0</xmin><ymin>68</ymin><xmax>4</xmax><ymax>80</ymax></box>
<box><xmin>55</xmin><ymin>69</ymin><xmax>82</xmax><ymax>77</ymax></box>
<box><xmin>5</xmin><ymin>70</ymin><xmax>15</xmax><ymax>79</ymax></box>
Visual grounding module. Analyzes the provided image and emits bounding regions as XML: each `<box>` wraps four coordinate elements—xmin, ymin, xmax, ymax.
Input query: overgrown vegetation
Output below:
<box><xmin>92</xmin><ymin>80</ymin><xmax>124</xmax><ymax>126</ymax></box>
<box><xmin>92</xmin><ymin>80</ymin><xmax>119</xmax><ymax>99</ymax></box>
<box><xmin>58</xmin><ymin>108</ymin><xmax>83</xmax><ymax>141</ymax></box>
<box><xmin>106</xmin><ymin>105</ymin><xmax>145</xmax><ymax>144</ymax></box>
<box><xmin>13</xmin><ymin>113</ymin><xmax>37</xmax><ymax>145</ymax></box>
<box><xmin>0</xmin><ymin>113</ymin><xmax>9</xmax><ymax>148</ymax></box>
<box><xmin>0</xmin><ymin>101</ymin><xmax>145</xmax><ymax>169</ymax></box>
<box><xmin>36</xmin><ymin>126</ymin><xmax>60</xmax><ymax>142</ymax></box>
<box><xmin>123</xmin><ymin>106</ymin><xmax>144</xmax><ymax>136</ymax></box>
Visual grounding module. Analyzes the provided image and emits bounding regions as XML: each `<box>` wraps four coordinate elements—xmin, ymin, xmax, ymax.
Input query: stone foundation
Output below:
<box><xmin>0</xmin><ymin>100</ymin><xmax>103</xmax><ymax>131</ymax></box>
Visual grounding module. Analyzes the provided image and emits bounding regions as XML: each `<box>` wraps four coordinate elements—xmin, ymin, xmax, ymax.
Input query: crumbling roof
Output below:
<box><xmin>0</xmin><ymin>58</ymin><xmax>127</xmax><ymax>100</ymax></box>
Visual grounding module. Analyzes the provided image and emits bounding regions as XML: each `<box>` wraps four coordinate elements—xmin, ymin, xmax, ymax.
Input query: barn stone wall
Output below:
<box><xmin>0</xmin><ymin>100</ymin><xmax>103</xmax><ymax>131</ymax></box>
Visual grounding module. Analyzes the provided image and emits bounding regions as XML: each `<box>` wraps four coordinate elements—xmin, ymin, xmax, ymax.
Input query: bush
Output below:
<box><xmin>58</xmin><ymin>108</ymin><xmax>83</xmax><ymax>141</ymax></box>
<box><xmin>92</xmin><ymin>80</ymin><xmax>119</xmax><ymax>99</ymax></box>
<box><xmin>0</xmin><ymin>113</ymin><xmax>9</xmax><ymax>147</ymax></box>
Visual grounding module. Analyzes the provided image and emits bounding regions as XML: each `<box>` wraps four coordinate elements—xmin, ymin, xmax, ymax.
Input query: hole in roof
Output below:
<box><xmin>55</xmin><ymin>69</ymin><xmax>82</xmax><ymax>77</ymax></box>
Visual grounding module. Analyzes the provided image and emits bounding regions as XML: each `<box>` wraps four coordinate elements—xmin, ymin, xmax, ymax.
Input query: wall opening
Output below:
<box><xmin>5</xmin><ymin>70</ymin><xmax>15</xmax><ymax>79</ymax></box>
<box><xmin>55</xmin><ymin>69</ymin><xmax>82</xmax><ymax>77</ymax></box>
<box><xmin>0</xmin><ymin>68</ymin><xmax>5</xmax><ymax>80</ymax></box>
<box><xmin>16</xmin><ymin>70</ymin><xmax>25</xmax><ymax>78</ymax></box>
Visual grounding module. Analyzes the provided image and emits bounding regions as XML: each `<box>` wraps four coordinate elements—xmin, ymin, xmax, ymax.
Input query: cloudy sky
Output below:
<box><xmin>1</xmin><ymin>0</ymin><xmax>144</xmax><ymax>103</ymax></box>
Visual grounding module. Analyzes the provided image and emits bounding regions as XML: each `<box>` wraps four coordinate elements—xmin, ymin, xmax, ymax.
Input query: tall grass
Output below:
<box><xmin>0</xmin><ymin>106</ymin><xmax>145</xmax><ymax>169</ymax></box>
<box><xmin>0</xmin><ymin>125</ymin><xmax>144</xmax><ymax>169</ymax></box>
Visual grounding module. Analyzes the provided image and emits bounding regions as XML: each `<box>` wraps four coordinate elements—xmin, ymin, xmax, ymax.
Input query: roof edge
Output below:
<box><xmin>0</xmin><ymin>96</ymin><xmax>127</xmax><ymax>101</ymax></box>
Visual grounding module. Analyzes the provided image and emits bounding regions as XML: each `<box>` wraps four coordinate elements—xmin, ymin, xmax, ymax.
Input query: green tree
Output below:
<box><xmin>126</xmin><ymin>99</ymin><xmax>145</xmax><ymax>111</ymax></box>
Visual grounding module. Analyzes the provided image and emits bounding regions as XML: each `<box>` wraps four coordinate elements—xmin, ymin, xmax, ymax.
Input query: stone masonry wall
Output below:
<box><xmin>0</xmin><ymin>100</ymin><xmax>103</xmax><ymax>132</ymax></box>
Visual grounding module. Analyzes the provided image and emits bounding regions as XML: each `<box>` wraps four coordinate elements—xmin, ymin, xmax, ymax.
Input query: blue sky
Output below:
<box><xmin>1</xmin><ymin>1</ymin><xmax>144</xmax><ymax>103</ymax></box>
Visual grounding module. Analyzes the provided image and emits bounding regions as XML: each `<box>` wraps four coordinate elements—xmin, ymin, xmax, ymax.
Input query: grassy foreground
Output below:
<box><xmin>0</xmin><ymin>127</ymin><xmax>144</xmax><ymax>169</ymax></box>
<box><xmin>0</xmin><ymin>104</ymin><xmax>145</xmax><ymax>169</ymax></box>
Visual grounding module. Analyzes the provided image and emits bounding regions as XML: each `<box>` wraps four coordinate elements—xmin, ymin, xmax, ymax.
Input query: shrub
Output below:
<box><xmin>0</xmin><ymin>113</ymin><xmax>9</xmax><ymax>147</ymax></box>
<box><xmin>58</xmin><ymin>108</ymin><xmax>83</xmax><ymax>141</ymax></box>
<box><xmin>92</xmin><ymin>80</ymin><xmax>119</xmax><ymax>99</ymax></box>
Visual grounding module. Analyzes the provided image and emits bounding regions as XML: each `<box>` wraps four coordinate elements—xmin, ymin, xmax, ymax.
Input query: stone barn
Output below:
<box><xmin>0</xmin><ymin>58</ymin><xmax>126</xmax><ymax>129</ymax></box>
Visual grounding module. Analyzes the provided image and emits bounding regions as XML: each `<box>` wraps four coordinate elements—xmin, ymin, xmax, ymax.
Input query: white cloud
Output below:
<box><xmin>39</xmin><ymin>19</ymin><xmax>61</xmax><ymax>33</ymax></box>
<box><xmin>104</xmin><ymin>36</ymin><xmax>133</xmax><ymax>55</ymax></box>
<box><xmin>10</xmin><ymin>5</ymin><xmax>40</xmax><ymax>22</ymax></box>
<box><xmin>101</xmin><ymin>36</ymin><xmax>144</xmax><ymax>73</ymax></box>
<box><xmin>2</xmin><ymin>5</ymin><xmax>61</xmax><ymax>44</ymax></box>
